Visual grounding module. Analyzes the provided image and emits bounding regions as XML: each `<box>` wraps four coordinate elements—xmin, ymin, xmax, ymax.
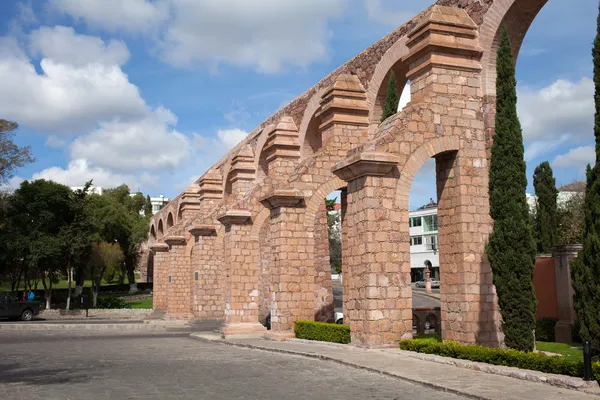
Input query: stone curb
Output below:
<box><xmin>393</xmin><ymin>349</ymin><xmax>600</xmax><ymax>396</ymax></box>
<box><xmin>188</xmin><ymin>333</ymin><xmax>485</xmax><ymax>400</ymax></box>
<box><xmin>0</xmin><ymin>322</ymin><xmax>168</xmax><ymax>331</ymax></box>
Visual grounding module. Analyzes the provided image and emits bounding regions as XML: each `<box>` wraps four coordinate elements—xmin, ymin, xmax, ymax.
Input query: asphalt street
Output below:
<box><xmin>333</xmin><ymin>284</ymin><xmax>440</xmax><ymax>310</ymax></box>
<box><xmin>0</xmin><ymin>331</ymin><xmax>467</xmax><ymax>400</ymax></box>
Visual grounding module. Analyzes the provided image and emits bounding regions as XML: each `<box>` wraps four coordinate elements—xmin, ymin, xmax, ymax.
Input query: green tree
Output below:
<box><xmin>533</xmin><ymin>161</ymin><xmax>558</xmax><ymax>253</ymax></box>
<box><xmin>89</xmin><ymin>242</ymin><xmax>124</xmax><ymax>307</ymax></box>
<box><xmin>571</xmin><ymin>4</ymin><xmax>600</xmax><ymax>356</ymax></box>
<box><xmin>381</xmin><ymin>71</ymin><xmax>399</xmax><ymax>122</ymax></box>
<box><xmin>0</xmin><ymin>120</ymin><xmax>34</xmax><ymax>185</ymax></box>
<box><xmin>144</xmin><ymin>195</ymin><xmax>153</xmax><ymax>217</ymax></box>
<box><xmin>485</xmin><ymin>28</ymin><xmax>537</xmax><ymax>352</ymax></box>
<box><xmin>555</xmin><ymin>193</ymin><xmax>585</xmax><ymax>246</ymax></box>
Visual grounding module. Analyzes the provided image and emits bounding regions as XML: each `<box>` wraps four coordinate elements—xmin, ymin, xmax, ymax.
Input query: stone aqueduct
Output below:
<box><xmin>146</xmin><ymin>0</ymin><xmax>548</xmax><ymax>347</ymax></box>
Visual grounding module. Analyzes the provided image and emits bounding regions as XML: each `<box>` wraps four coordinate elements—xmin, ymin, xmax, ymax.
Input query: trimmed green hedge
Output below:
<box><xmin>399</xmin><ymin>339</ymin><xmax>600</xmax><ymax>383</ymax></box>
<box><xmin>294</xmin><ymin>320</ymin><xmax>350</xmax><ymax>344</ymax></box>
<box><xmin>535</xmin><ymin>318</ymin><xmax>557</xmax><ymax>342</ymax></box>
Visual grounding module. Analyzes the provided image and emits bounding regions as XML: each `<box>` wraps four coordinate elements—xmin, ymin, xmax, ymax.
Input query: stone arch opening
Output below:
<box><xmin>157</xmin><ymin>219</ymin><xmax>164</xmax><ymax>239</ymax></box>
<box><xmin>373</xmin><ymin>65</ymin><xmax>410</xmax><ymax>126</ymax></box>
<box><xmin>302</xmin><ymin>115</ymin><xmax>322</xmax><ymax>159</ymax></box>
<box><xmin>167</xmin><ymin>212</ymin><xmax>174</xmax><ymax>229</ymax></box>
<box><xmin>150</xmin><ymin>224</ymin><xmax>156</xmax><ymax>240</ymax></box>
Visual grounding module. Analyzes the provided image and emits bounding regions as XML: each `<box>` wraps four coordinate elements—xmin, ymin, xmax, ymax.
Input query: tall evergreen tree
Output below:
<box><xmin>381</xmin><ymin>71</ymin><xmax>399</xmax><ymax>122</ymax></box>
<box><xmin>144</xmin><ymin>195</ymin><xmax>153</xmax><ymax>217</ymax></box>
<box><xmin>533</xmin><ymin>161</ymin><xmax>558</xmax><ymax>253</ymax></box>
<box><xmin>486</xmin><ymin>27</ymin><xmax>537</xmax><ymax>352</ymax></box>
<box><xmin>571</xmin><ymin>4</ymin><xmax>600</xmax><ymax>355</ymax></box>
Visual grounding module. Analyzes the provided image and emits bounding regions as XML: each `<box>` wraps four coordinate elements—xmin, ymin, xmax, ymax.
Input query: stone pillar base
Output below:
<box><xmin>555</xmin><ymin>320</ymin><xmax>573</xmax><ymax>344</ymax></box>
<box><xmin>265</xmin><ymin>330</ymin><xmax>295</xmax><ymax>341</ymax></box>
<box><xmin>221</xmin><ymin>322</ymin><xmax>267</xmax><ymax>339</ymax></box>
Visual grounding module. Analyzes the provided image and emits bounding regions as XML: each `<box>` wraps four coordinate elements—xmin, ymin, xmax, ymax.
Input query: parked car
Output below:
<box><xmin>0</xmin><ymin>294</ymin><xmax>41</xmax><ymax>321</ymax></box>
<box><xmin>415</xmin><ymin>280</ymin><xmax>440</xmax><ymax>289</ymax></box>
<box><xmin>334</xmin><ymin>310</ymin><xmax>344</xmax><ymax>325</ymax></box>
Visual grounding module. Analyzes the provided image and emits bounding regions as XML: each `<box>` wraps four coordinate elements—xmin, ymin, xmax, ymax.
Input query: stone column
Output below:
<box><xmin>261</xmin><ymin>190</ymin><xmax>315</xmax><ymax>338</ymax></box>
<box><xmin>553</xmin><ymin>244</ymin><xmax>582</xmax><ymax>343</ymax></box>
<box><xmin>313</xmin><ymin>203</ymin><xmax>334</xmax><ymax>322</ymax></box>
<box><xmin>217</xmin><ymin>210</ymin><xmax>267</xmax><ymax>338</ymax></box>
<box><xmin>150</xmin><ymin>243</ymin><xmax>169</xmax><ymax>312</ymax></box>
<box><xmin>189</xmin><ymin>225</ymin><xmax>224</xmax><ymax>320</ymax></box>
<box><xmin>333</xmin><ymin>152</ymin><xmax>410</xmax><ymax>347</ymax></box>
<box><xmin>164</xmin><ymin>235</ymin><xmax>193</xmax><ymax>320</ymax></box>
<box><xmin>226</xmin><ymin>145</ymin><xmax>256</xmax><ymax>201</ymax></box>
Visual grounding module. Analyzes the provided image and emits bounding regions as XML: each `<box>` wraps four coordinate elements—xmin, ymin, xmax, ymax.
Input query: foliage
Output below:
<box><xmin>533</xmin><ymin>162</ymin><xmax>558</xmax><ymax>253</ymax></box>
<box><xmin>571</xmin><ymin>4</ymin><xmax>600</xmax><ymax>357</ymax></box>
<box><xmin>556</xmin><ymin>193</ymin><xmax>585</xmax><ymax>245</ymax></box>
<box><xmin>535</xmin><ymin>318</ymin><xmax>557</xmax><ymax>342</ymax></box>
<box><xmin>144</xmin><ymin>195</ymin><xmax>153</xmax><ymax>217</ymax></box>
<box><xmin>89</xmin><ymin>242</ymin><xmax>125</xmax><ymax>307</ymax></box>
<box><xmin>326</xmin><ymin>200</ymin><xmax>342</xmax><ymax>273</ymax></box>
<box><xmin>381</xmin><ymin>71</ymin><xmax>400</xmax><ymax>122</ymax></box>
<box><xmin>0</xmin><ymin>119</ymin><xmax>34</xmax><ymax>185</ymax></box>
<box><xmin>294</xmin><ymin>320</ymin><xmax>350</xmax><ymax>344</ymax></box>
<box><xmin>399</xmin><ymin>339</ymin><xmax>589</xmax><ymax>379</ymax></box>
<box><xmin>129</xmin><ymin>297</ymin><xmax>153</xmax><ymax>309</ymax></box>
<box><xmin>536</xmin><ymin>341</ymin><xmax>583</xmax><ymax>362</ymax></box>
<box><xmin>486</xmin><ymin>27</ymin><xmax>537</xmax><ymax>352</ymax></box>
<box><xmin>325</xmin><ymin>198</ymin><xmax>336</xmax><ymax>211</ymax></box>
<box><xmin>96</xmin><ymin>296</ymin><xmax>131</xmax><ymax>309</ymax></box>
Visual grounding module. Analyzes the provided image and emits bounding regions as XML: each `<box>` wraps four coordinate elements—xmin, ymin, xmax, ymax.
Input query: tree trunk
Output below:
<box><xmin>92</xmin><ymin>289</ymin><xmax>98</xmax><ymax>308</ymax></box>
<box><xmin>127</xmin><ymin>263</ymin><xmax>137</xmax><ymax>294</ymax></box>
<box><xmin>66</xmin><ymin>266</ymin><xmax>73</xmax><ymax>311</ymax></box>
<box><xmin>74</xmin><ymin>265</ymin><xmax>85</xmax><ymax>297</ymax></box>
<box><xmin>45</xmin><ymin>289</ymin><xmax>52</xmax><ymax>310</ymax></box>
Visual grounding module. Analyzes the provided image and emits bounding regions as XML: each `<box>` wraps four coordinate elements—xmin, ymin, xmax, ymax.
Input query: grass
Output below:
<box><xmin>414</xmin><ymin>333</ymin><xmax>441</xmax><ymax>342</ymax></box>
<box><xmin>536</xmin><ymin>341</ymin><xmax>583</xmax><ymax>362</ymax></box>
<box><xmin>128</xmin><ymin>298</ymin><xmax>153</xmax><ymax>309</ymax></box>
<box><xmin>0</xmin><ymin>278</ymin><xmax>132</xmax><ymax>291</ymax></box>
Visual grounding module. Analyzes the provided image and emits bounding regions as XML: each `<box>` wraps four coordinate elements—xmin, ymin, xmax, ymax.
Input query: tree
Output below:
<box><xmin>0</xmin><ymin>120</ymin><xmax>34</xmax><ymax>185</ymax></box>
<box><xmin>533</xmin><ymin>162</ymin><xmax>558</xmax><ymax>253</ymax></box>
<box><xmin>381</xmin><ymin>71</ymin><xmax>400</xmax><ymax>122</ymax></box>
<box><xmin>89</xmin><ymin>242</ymin><xmax>124</xmax><ymax>307</ymax></box>
<box><xmin>571</xmin><ymin>4</ymin><xmax>600</xmax><ymax>356</ymax></box>
<box><xmin>555</xmin><ymin>193</ymin><xmax>585</xmax><ymax>246</ymax></box>
<box><xmin>144</xmin><ymin>195</ymin><xmax>153</xmax><ymax>217</ymax></box>
<box><xmin>485</xmin><ymin>27</ymin><xmax>537</xmax><ymax>352</ymax></box>
<box><xmin>325</xmin><ymin>199</ymin><xmax>342</xmax><ymax>273</ymax></box>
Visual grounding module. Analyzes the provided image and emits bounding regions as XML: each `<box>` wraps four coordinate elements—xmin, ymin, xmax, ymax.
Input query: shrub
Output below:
<box><xmin>294</xmin><ymin>320</ymin><xmax>350</xmax><ymax>344</ymax></box>
<box><xmin>535</xmin><ymin>318</ymin><xmax>557</xmax><ymax>342</ymax></box>
<box><xmin>399</xmin><ymin>339</ymin><xmax>586</xmax><ymax>378</ymax></box>
<box><xmin>96</xmin><ymin>297</ymin><xmax>131</xmax><ymax>309</ymax></box>
<box><xmin>594</xmin><ymin>361</ymin><xmax>600</xmax><ymax>384</ymax></box>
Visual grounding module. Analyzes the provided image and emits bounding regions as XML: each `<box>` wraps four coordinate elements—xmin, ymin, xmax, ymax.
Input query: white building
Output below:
<box><xmin>148</xmin><ymin>195</ymin><xmax>169</xmax><ymax>215</ymax></box>
<box><xmin>526</xmin><ymin>181</ymin><xmax>585</xmax><ymax>212</ymax></box>
<box><xmin>409</xmin><ymin>199</ymin><xmax>439</xmax><ymax>282</ymax></box>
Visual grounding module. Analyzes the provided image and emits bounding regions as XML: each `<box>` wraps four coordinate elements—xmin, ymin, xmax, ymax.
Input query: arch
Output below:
<box><xmin>254</xmin><ymin>127</ymin><xmax>271</xmax><ymax>179</ymax></box>
<box><xmin>167</xmin><ymin>212</ymin><xmax>174</xmax><ymax>229</ymax></box>
<box><xmin>366</xmin><ymin>36</ymin><xmax>411</xmax><ymax>136</ymax></box>
<box><xmin>157</xmin><ymin>219</ymin><xmax>164</xmax><ymax>239</ymax></box>
<box><xmin>221</xmin><ymin>160</ymin><xmax>233</xmax><ymax>198</ymax></box>
<box><xmin>298</xmin><ymin>87</ymin><xmax>327</xmax><ymax>159</ymax></box>
<box><xmin>150</xmin><ymin>224</ymin><xmax>157</xmax><ymax>240</ymax></box>
<box><xmin>250</xmin><ymin>207</ymin><xmax>271</xmax><ymax>242</ymax></box>
<box><xmin>394</xmin><ymin>136</ymin><xmax>460</xmax><ymax>209</ymax></box>
<box><xmin>303</xmin><ymin>176</ymin><xmax>347</xmax><ymax>230</ymax></box>
<box><xmin>480</xmin><ymin>0</ymin><xmax>548</xmax><ymax>99</ymax></box>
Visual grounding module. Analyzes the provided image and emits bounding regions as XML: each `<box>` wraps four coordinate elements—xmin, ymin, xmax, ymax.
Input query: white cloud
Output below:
<box><xmin>32</xmin><ymin>159</ymin><xmax>157</xmax><ymax>190</ymax></box>
<box><xmin>49</xmin><ymin>0</ymin><xmax>169</xmax><ymax>34</ymax></box>
<box><xmin>518</xmin><ymin>77</ymin><xmax>593</xmax><ymax>142</ymax></box>
<box><xmin>524</xmin><ymin>134</ymin><xmax>570</xmax><ymax>162</ymax></box>
<box><xmin>363</xmin><ymin>0</ymin><xmax>423</xmax><ymax>27</ymax></box>
<box><xmin>217</xmin><ymin>128</ymin><xmax>248</xmax><ymax>149</ymax></box>
<box><xmin>16</xmin><ymin>2</ymin><xmax>38</xmax><ymax>26</ymax></box>
<box><xmin>552</xmin><ymin>145</ymin><xmax>596</xmax><ymax>170</ymax></box>
<box><xmin>29</xmin><ymin>26</ymin><xmax>130</xmax><ymax>66</ymax></box>
<box><xmin>0</xmin><ymin>37</ymin><xmax>146</xmax><ymax>134</ymax></box>
<box><xmin>71</xmin><ymin>106</ymin><xmax>193</xmax><ymax>173</ymax></box>
<box><xmin>45</xmin><ymin>135</ymin><xmax>68</xmax><ymax>149</ymax></box>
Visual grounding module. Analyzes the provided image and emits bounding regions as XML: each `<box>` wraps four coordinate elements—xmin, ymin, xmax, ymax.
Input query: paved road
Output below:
<box><xmin>333</xmin><ymin>284</ymin><xmax>440</xmax><ymax>309</ymax></box>
<box><xmin>0</xmin><ymin>331</ymin><xmax>467</xmax><ymax>400</ymax></box>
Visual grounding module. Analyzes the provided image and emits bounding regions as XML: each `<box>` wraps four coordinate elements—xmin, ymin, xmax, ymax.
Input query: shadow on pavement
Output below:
<box><xmin>0</xmin><ymin>362</ymin><xmax>91</xmax><ymax>385</ymax></box>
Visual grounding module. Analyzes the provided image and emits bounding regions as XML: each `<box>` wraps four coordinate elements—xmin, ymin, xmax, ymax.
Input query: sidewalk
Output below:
<box><xmin>190</xmin><ymin>333</ymin><xmax>600</xmax><ymax>400</ymax></box>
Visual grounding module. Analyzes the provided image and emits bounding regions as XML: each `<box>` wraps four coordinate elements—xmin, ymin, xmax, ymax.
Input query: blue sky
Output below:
<box><xmin>0</xmin><ymin>0</ymin><xmax>596</xmax><ymax>210</ymax></box>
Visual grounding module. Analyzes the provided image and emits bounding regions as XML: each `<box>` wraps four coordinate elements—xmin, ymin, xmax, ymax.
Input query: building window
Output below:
<box><xmin>410</xmin><ymin>236</ymin><xmax>423</xmax><ymax>246</ymax></box>
<box><xmin>423</xmin><ymin>215</ymin><xmax>438</xmax><ymax>232</ymax></box>
<box><xmin>194</xmin><ymin>271</ymin><xmax>199</xmax><ymax>281</ymax></box>
<box><xmin>409</xmin><ymin>217</ymin><xmax>422</xmax><ymax>228</ymax></box>
<box><xmin>425</xmin><ymin>235</ymin><xmax>438</xmax><ymax>250</ymax></box>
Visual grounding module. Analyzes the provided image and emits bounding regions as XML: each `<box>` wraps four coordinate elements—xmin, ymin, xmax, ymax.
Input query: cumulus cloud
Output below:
<box><xmin>45</xmin><ymin>135</ymin><xmax>68</xmax><ymax>149</ymax></box>
<box><xmin>51</xmin><ymin>0</ymin><xmax>345</xmax><ymax>73</ymax></box>
<box><xmin>49</xmin><ymin>0</ymin><xmax>169</xmax><ymax>34</ymax></box>
<box><xmin>32</xmin><ymin>159</ymin><xmax>158</xmax><ymax>190</ymax></box>
<box><xmin>71</xmin><ymin>106</ymin><xmax>192</xmax><ymax>173</ymax></box>
<box><xmin>0</xmin><ymin>36</ymin><xmax>146</xmax><ymax>134</ymax></box>
<box><xmin>217</xmin><ymin>128</ymin><xmax>248</xmax><ymax>149</ymax></box>
<box><xmin>29</xmin><ymin>26</ymin><xmax>130</xmax><ymax>66</ymax></box>
<box><xmin>552</xmin><ymin>145</ymin><xmax>596</xmax><ymax>170</ymax></box>
<box><xmin>518</xmin><ymin>77</ymin><xmax>593</xmax><ymax>142</ymax></box>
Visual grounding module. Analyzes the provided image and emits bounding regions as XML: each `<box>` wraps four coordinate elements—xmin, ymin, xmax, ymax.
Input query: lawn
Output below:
<box><xmin>128</xmin><ymin>298</ymin><xmax>153</xmax><ymax>309</ymax></box>
<box><xmin>0</xmin><ymin>278</ymin><xmax>133</xmax><ymax>291</ymax></box>
<box><xmin>536</xmin><ymin>341</ymin><xmax>583</xmax><ymax>362</ymax></box>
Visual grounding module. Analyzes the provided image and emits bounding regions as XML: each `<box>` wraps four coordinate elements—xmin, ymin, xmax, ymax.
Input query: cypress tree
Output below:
<box><xmin>533</xmin><ymin>161</ymin><xmax>558</xmax><ymax>253</ymax></box>
<box><xmin>486</xmin><ymin>27</ymin><xmax>537</xmax><ymax>352</ymax></box>
<box><xmin>571</xmin><ymin>4</ymin><xmax>600</xmax><ymax>355</ymax></box>
<box><xmin>381</xmin><ymin>71</ymin><xmax>399</xmax><ymax>122</ymax></box>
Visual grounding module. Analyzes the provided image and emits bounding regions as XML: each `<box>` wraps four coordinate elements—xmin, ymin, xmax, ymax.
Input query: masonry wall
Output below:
<box><xmin>192</xmin><ymin>234</ymin><xmax>225</xmax><ymax>319</ymax></box>
<box><xmin>533</xmin><ymin>256</ymin><xmax>558</xmax><ymax>320</ymax></box>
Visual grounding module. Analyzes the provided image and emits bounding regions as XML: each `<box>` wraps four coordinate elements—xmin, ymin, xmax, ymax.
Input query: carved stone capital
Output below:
<box><xmin>332</xmin><ymin>152</ymin><xmax>400</xmax><ymax>182</ymax></box>
<box><xmin>150</xmin><ymin>243</ymin><xmax>169</xmax><ymax>253</ymax></box>
<box><xmin>217</xmin><ymin>210</ymin><xmax>252</xmax><ymax>226</ymax></box>
<box><xmin>163</xmin><ymin>236</ymin><xmax>186</xmax><ymax>246</ymax></box>
<box><xmin>188</xmin><ymin>224</ymin><xmax>217</xmax><ymax>236</ymax></box>
<box><xmin>260</xmin><ymin>189</ymin><xmax>305</xmax><ymax>210</ymax></box>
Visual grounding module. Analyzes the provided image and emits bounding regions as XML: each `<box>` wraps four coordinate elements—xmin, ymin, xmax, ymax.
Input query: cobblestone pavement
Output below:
<box><xmin>0</xmin><ymin>331</ymin><xmax>467</xmax><ymax>400</ymax></box>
